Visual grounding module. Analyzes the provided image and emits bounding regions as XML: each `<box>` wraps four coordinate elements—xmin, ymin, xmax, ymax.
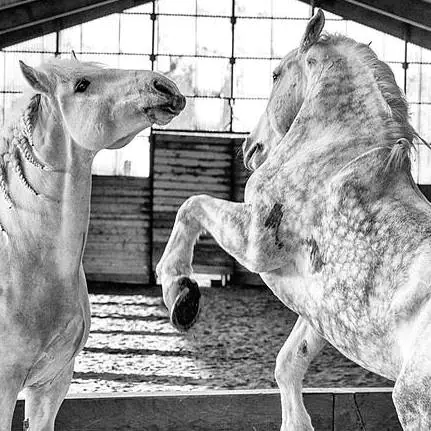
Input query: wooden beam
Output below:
<box><xmin>11</xmin><ymin>389</ymin><xmax>401</xmax><ymax>431</ymax></box>
<box><xmin>299</xmin><ymin>0</ymin><xmax>431</xmax><ymax>51</ymax></box>
<box><xmin>344</xmin><ymin>0</ymin><xmax>431</xmax><ymax>33</ymax></box>
<box><xmin>0</xmin><ymin>0</ymin><xmax>152</xmax><ymax>49</ymax></box>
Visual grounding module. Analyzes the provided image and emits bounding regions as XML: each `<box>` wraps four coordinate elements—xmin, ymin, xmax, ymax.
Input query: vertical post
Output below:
<box><xmin>403</xmin><ymin>25</ymin><xmax>409</xmax><ymax>95</ymax></box>
<box><xmin>55</xmin><ymin>31</ymin><xmax>60</xmax><ymax>57</ymax></box>
<box><xmin>150</xmin><ymin>0</ymin><xmax>157</xmax><ymax>71</ymax></box>
<box><xmin>149</xmin><ymin>130</ymin><xmax>156</xmax><ymax>285</ymax></box>
<box><xmin>229</xmin><ymin>0</ymin><xmax>236</xmax><ymax>133</ymax></box>
<box><xmin>310</xmin><ymin>0</ymin><xmax>316</xmax><ymax>17</ymax></box>
<box><xmin>149</xmin><ymin>0</ymin><xmax>157</xmax><ymax>284</ymax></box>
<box><xmin>1</xmin><ymin>52</ymin><xmax>5</xmax><ymax>128</ymax></box>
<box><xmin>228</xmin><ymin>0</ymin><xmax>237</xmax><ymax>284</ymax></box>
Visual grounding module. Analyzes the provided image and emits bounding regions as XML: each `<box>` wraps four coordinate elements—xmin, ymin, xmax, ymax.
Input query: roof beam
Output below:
<box><xmin>299</xmin><ymin>0</ymin><xmax>431</xmax><ymax>51</ymax></box>
<box><xmin>0</xmin><ymin>0</ymin><xmax>151</xmax><ymax>49</ymax></box>
<box><xmin>344</xmin><ymin>0</ymin><xmax>431</xmax><ymax>33</ymax></box>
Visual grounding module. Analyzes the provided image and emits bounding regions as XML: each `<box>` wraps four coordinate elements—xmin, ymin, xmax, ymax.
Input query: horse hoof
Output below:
<box><xmin>170</xmin><ymin>277</ymin><xmax>201</xmax><ymax>331</ymax></box>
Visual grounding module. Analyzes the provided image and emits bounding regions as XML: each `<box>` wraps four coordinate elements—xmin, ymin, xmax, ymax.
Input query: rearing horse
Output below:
<box><xmin>158</xmin><ymin>10</ymin><xmax>431</xmax><ymax>430</ymax></box>
<box><xmin>0</xmin><ymin>58</ymin><xmax>185</xmax><ymax>430</ymax></box>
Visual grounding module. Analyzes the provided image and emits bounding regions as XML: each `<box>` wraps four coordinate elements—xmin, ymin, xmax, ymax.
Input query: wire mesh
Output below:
<box><xmin>1</xmin><ymin>0</ymin><xmax>431</xmax><ymax>179</ymax></box>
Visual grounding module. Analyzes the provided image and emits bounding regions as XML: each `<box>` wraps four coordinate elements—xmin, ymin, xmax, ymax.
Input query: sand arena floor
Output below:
<box><xmin>69</xmin><ymin>284</ymin><xmax>392</xmax><ymax>394</ymax></box>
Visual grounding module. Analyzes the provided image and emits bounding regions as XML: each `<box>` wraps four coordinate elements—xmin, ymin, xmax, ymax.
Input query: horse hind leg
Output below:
<box><xmin>393</xmin><ymin>327</ymin><xmax>431</xmax><ymax>431</ymax></box>
<box><xmin>23</xmin><ymin>360</ymin><xmax>74</xmax><ymax>431</ymax></box>
<box><xmin>275</xmin><ymin>317</ymin><xmax>326</xmax><ymax>431</ymax></box>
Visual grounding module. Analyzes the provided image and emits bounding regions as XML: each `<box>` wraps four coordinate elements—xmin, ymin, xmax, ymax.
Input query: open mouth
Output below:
<box><xmin>143</xmin><ymin>102</ymin><xmax>184</xmax><ymax>124</ymax></box>
<box><xmin>156</xmin><ymin>104</ymin><xmax>182</xmax><ymax>115</ymax></box>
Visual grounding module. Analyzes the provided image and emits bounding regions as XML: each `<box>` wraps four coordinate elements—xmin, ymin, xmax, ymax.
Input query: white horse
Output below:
<box><xmin>158</xmin><ymin>10</ymin><xmax>431</xmax><ymax>430</ymax></box>
<box><xmin>0</xmin><ymin>57</ymin><xmax>184</xmax><ymax>430</ymax></box>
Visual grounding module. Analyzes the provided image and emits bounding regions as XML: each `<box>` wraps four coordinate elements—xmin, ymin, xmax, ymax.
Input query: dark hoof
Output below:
<box><xmin>170</xmin><ymin>277</ymin><xmax>201</xmax><ymax>331</ymax></box>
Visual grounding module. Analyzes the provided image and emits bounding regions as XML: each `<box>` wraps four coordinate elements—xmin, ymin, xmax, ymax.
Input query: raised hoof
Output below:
<box><xmin>170</xmin><ymin>277</ymin><xmax>201</xmax><ymax>332</ymax></box>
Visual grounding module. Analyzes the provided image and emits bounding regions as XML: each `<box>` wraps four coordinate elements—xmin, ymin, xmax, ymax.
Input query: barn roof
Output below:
<box><xmin>0</xmin><ymin>0</ymin><xmax>430</xmax><ymax>50</ymax></box>
<box><xmin>299</xmin><ymin>0</ymin><xmax>431</xmax><ymax>50</ymax></box>
<box><xmin>0</xmin><ymin>0</ymin><xmax>152</xmax><ymax>49</ymax></box>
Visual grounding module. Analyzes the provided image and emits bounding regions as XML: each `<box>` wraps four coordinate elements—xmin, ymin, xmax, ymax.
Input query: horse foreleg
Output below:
<box><xmin>275</xmin><ymin>317</ymin><xmax>325</xmax><ymax>431</ymax></box>
<box><xmin>157</xmin><ymin>195</ymin><xmax>287</xmax><ymax>330</ymax></box>
<box><xmin>0</xmin><ymin>373</ymin><xmax>23</xmax><ymax>431</ymax></box>
<box><xmin>393</xmin><ymin>323</ymin><xmax>431</xmax><ymax>431</ymax></box>
<box><xmin>23</xmin><ymin>361</ymin><xmax>74</xmax><ymax>431</ymax></box>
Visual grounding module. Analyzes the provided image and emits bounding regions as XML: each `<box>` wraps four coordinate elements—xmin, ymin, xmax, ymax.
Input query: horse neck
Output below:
<box><xmin>2</xmin><ymin>97</ymin><xmax>95</xmax><ymax>274</ymax></box>
<box><xmin>291</xmin><ymin>56</ymin><xmax>401</xmax><ymax>173</ymax></box>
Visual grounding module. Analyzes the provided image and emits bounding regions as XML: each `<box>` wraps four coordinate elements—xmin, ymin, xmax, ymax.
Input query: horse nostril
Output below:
<box><xmin>173</xmin><ymin>94</ymin><xmax>186</xmax><ymax>111</ymax></box>
<box><xmin>153</xmin><ymin>78</ymin><xmax>175</xmax><ymax>97</ymax></box>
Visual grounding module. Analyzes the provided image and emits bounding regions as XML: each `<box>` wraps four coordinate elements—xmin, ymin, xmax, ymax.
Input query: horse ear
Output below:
<box><xmin>300</xmin><ymin>9</ymin><xmax>325</xmax><ymax>53</ymax></box>
<box><xmin>19</xmin><ymin>61</ymin><xmax>50</xmax><ymax>94</ymax></box>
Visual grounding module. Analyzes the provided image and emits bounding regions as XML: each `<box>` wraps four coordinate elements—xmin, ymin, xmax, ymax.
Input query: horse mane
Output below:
<box><xmin>319</xmin><ymin>33</ymin><xmax>427</xmax><ymax>172</ymax></box>
<box><xmin>0</xmin><ymin>93</ymin><xmax>50</xmax><ymax>208</ymax></box>
<box><xmin>0</xmin><ymin>58</ymin><xmax>106</xmax><ymax>209</ymax></box>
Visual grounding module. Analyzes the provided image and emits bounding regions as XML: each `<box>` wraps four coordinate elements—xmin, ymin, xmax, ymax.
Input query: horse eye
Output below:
<box><xmin>273</xmin><ymin>72</ymin><xmax>280</xmax><ymax>82</ymax></box>
<box><xmin>74</xmin><ymin>78</ymin><xmax>90</xmax><ymax>93</ymax></box>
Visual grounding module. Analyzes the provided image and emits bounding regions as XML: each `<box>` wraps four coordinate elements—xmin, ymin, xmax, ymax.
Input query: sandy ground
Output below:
<box><xmin>69</xmin><ymin>285</ymin><xmax>393</xmax><ymax>394</ymax></box>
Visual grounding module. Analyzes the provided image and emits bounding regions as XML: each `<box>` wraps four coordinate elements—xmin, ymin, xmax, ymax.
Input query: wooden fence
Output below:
<box><xmin>11</xmin><ymin>388</ymin><xmax>401</xmax><ymax>430</ymax></box>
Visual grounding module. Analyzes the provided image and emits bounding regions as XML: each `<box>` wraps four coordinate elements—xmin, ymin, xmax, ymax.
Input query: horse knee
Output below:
<box><xmin>275</xmin><ymin>349</ymin><xmax>296</xmax><ymax>386</ymax></box>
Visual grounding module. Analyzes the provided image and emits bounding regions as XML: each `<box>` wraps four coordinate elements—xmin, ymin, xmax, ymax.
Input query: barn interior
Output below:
<box><xmin>1</xmin><ymin>0</ymin><xmax>431</xmax><ymax>429</ymax></box>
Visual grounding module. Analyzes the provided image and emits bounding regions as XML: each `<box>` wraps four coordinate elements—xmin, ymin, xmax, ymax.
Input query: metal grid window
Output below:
<box><xmin>1</xmin><ymin>0</ymin><xmax>431</xmax><ymax>181</ymax></box>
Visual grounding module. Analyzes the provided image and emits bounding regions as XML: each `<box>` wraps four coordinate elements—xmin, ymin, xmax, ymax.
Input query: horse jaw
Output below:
<box><xmin>244</xmin><ymin>111</ymin><xmax>284</xmax><ymax>171</ymax></box>
<box><xmin>108</xmin><ymin>131</ymin><xmax>140</xmax><ymax>149</ymax></box>
<box><xmin>108</xmin><ymin>104</ymin><xmax>185</xmax><ymax>150</ymax></box>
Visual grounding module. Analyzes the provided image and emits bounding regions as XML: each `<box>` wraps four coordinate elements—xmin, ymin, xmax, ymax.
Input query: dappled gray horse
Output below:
<box><xmin>158</xmin><ymin>10</ymin><xmax>431</xmax><ymax>431</ymax></box>
<box><xmin>0</xmin><ymin>58</ymin><xmax>184</xmax><ymax>430</ymax></box>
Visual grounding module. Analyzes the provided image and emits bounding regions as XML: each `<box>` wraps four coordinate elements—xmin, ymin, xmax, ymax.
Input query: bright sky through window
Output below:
<box><xmin>1</xmin><ymin>0</ymin><xmax>431</xmax><ymax>181</ymax></box>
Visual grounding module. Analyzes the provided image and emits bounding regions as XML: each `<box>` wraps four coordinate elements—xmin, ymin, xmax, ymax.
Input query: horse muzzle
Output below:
<box><xmin>152</xmin><ymin>78</ymin><xmax>186</xmax><ymax>114</ymax></box>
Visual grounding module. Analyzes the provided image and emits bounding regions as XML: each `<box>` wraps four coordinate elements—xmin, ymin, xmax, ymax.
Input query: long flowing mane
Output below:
<box><xmin>319</xmin><ymin>33</ymin><xmax>428</xmax><ymax>172</ymax></box>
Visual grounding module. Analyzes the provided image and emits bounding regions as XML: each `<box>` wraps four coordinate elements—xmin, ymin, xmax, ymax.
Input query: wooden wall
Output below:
<box><xmin>152</xmin><ymin>132</ymin><xmax>240</xmax><ymax>276</ymax></box>
<box><xmin>11</xmin><ymin>388</ymin><xmax>401</xmax><ymax>430</ymax></box>
<box><xmin>83</xmin><ymin>175</ymin><xmax>151</xmax><ymax>284</ymax></box>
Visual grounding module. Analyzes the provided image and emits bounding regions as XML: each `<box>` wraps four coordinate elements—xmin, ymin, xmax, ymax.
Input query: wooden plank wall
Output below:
<box><xmin>83</xmin><ymin>175</ymin><xmax>151</xmax><ymax>284</ymax></box>
<box><xmin>11</xmin><ymin>389</ymin><xmax>401</xmax><ymax>430</ymax></box>
<box><xmin>81</xmin><ymin>133</ymin><xmax>265</xmax><ymax>286</ymax></box>
<box><xmin>152</xmin><ymin>132</ymin><xmax>237</xmax><ymax>276</ymax></box>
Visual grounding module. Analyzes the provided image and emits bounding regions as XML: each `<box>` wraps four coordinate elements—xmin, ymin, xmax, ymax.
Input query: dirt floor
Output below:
<box><xmin>69</xmin><ymin>284</ymin><xmax>393</xmax><ymax>394</ymax></box>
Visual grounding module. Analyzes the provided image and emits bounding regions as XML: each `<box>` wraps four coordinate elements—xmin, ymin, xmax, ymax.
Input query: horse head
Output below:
<box><xmin>243</xmin><ymin>10</ymin><xmax>325</xmax><ymax>170</ymax></box>
<box><xmin>19</xmin><ymin>59</ymin><xmax>186</xmax><ymax>152</ymax></box>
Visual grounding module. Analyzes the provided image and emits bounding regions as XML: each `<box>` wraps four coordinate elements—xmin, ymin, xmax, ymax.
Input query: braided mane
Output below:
<box><xmin>0</xmin><ymin>94</ymin><xmax>51</xmax><ymax>209</ymax></box>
